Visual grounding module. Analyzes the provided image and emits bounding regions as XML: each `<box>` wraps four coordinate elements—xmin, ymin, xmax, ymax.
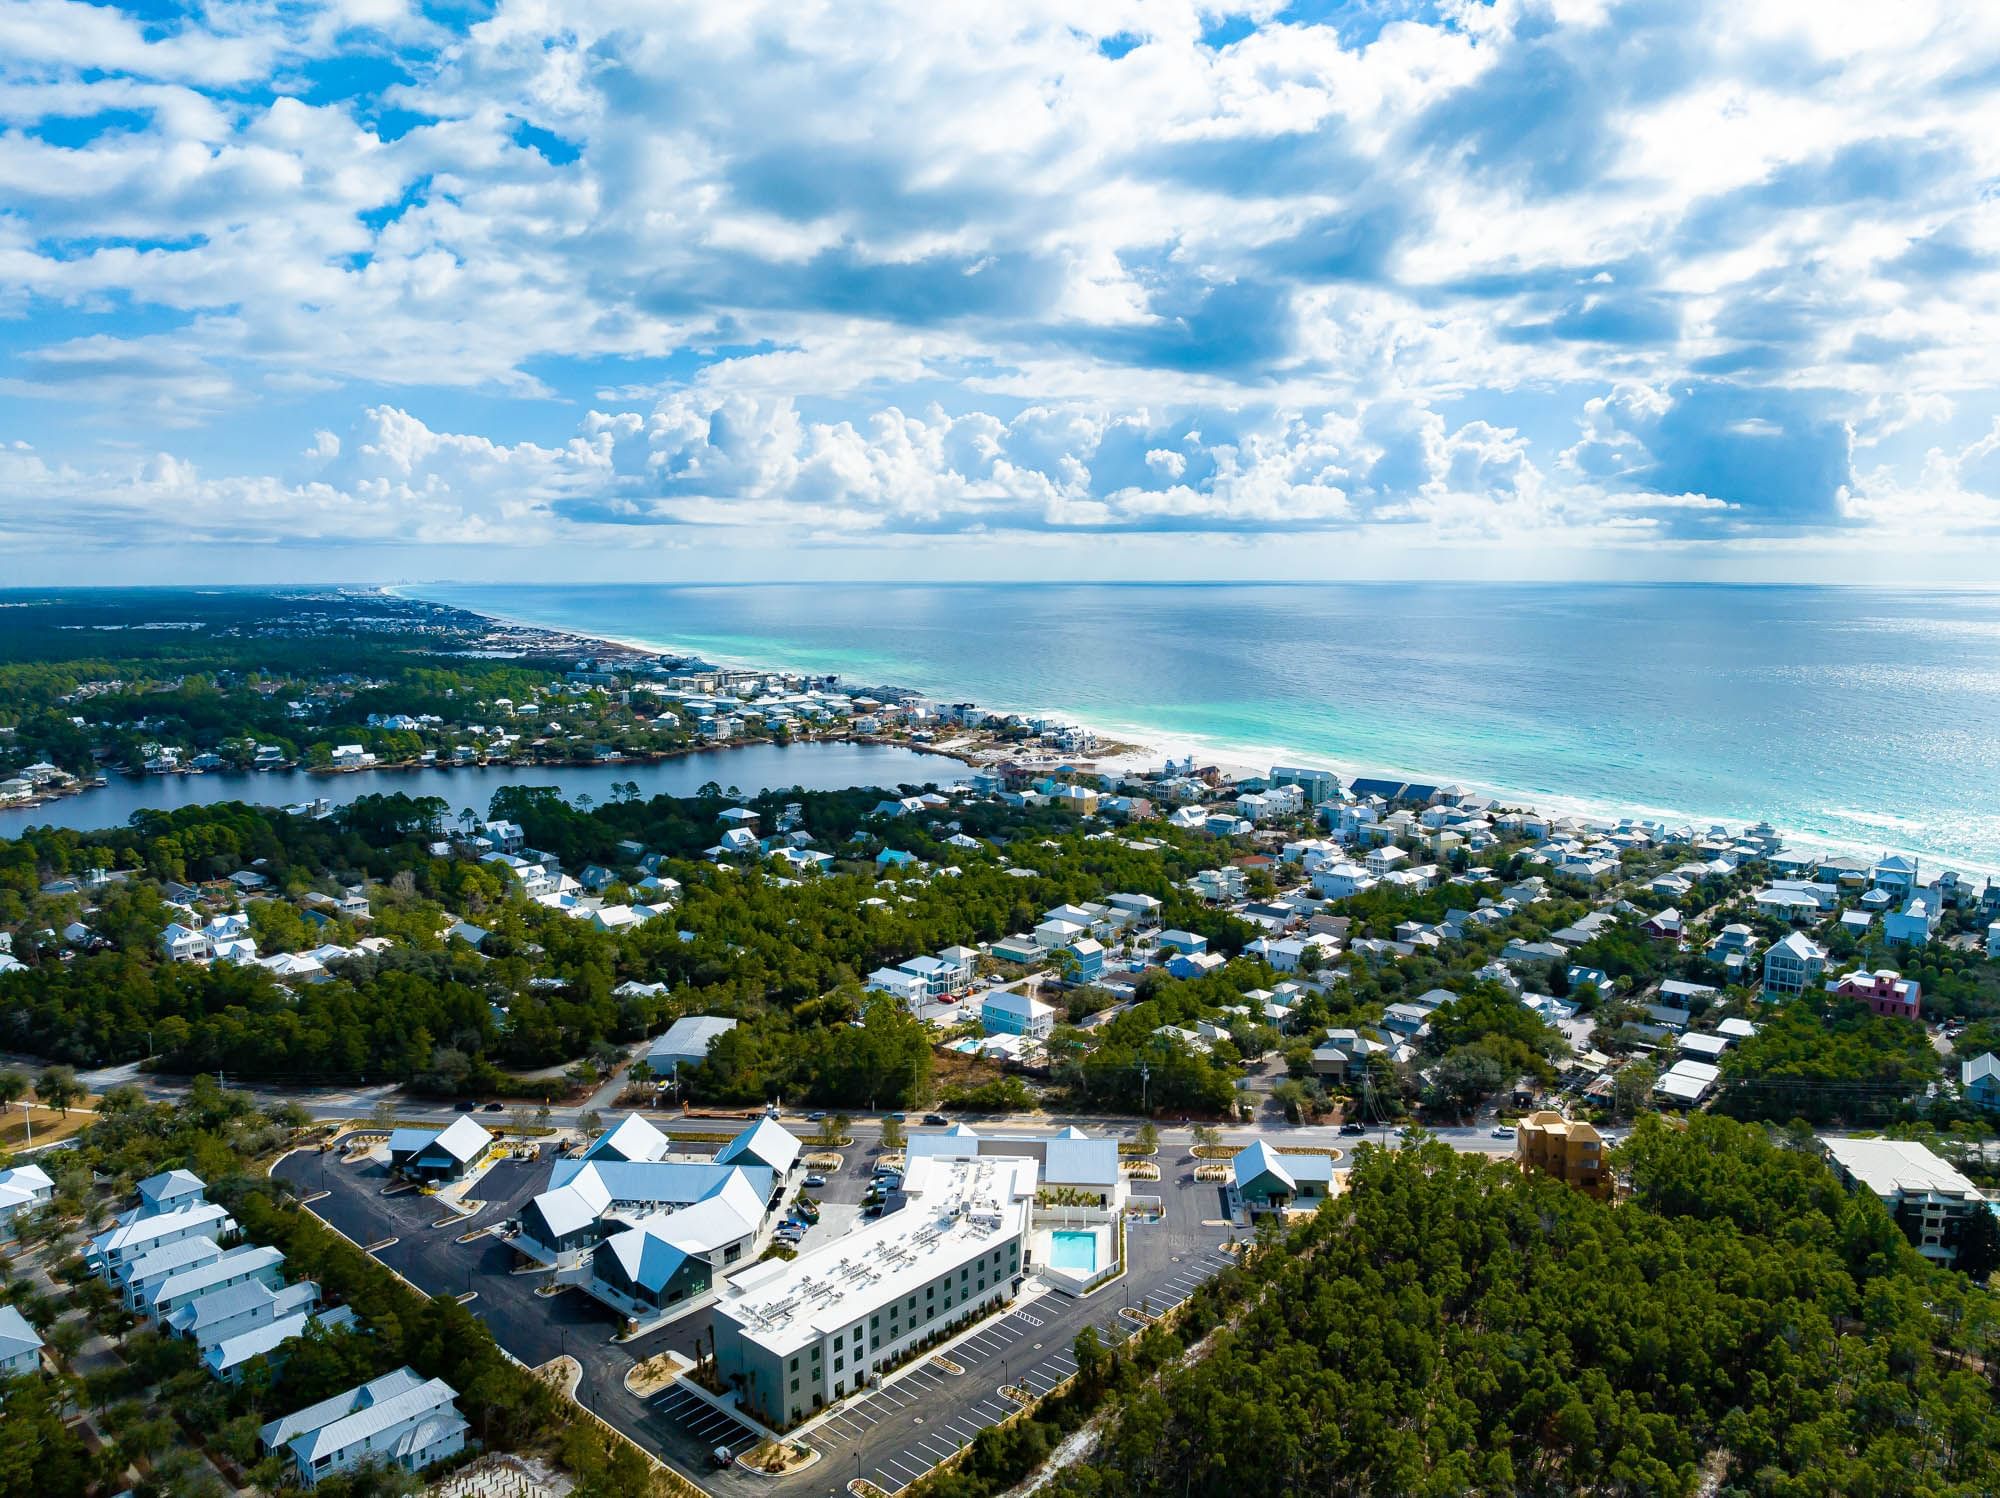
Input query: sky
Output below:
<box><xmin>4</xmin><ymin>0</ymin><xmax>2000</xmax><ymax>584</ymax></box>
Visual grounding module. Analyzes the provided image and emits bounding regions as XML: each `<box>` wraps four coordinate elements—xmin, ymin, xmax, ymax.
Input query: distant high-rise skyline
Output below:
<box><xmin>4</xmin><ymin>0</ymin><xmax>1999</xmax><ymax>582</ymax></box>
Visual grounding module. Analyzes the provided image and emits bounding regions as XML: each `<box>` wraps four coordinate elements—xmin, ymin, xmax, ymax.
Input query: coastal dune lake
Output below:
<box><xmin>418</xmin><ymin>581</ymin><xmax>2000</xmax><ymax>869</ymax></box>
<box><xmin>0</xmin><ymin>742</ymin><xmax>961</xmax><ymax>836</ymax></box>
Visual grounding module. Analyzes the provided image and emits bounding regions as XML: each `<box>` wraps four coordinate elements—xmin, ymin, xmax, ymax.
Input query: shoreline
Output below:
<box><xmin>0</xmin><ymin>741</ymin><xmax>974</xmax><ymax>837</ymax></box>
<box><xmin>400</xmin><ymin>584</ymin><xmax>2000</xmax><ymax>882</ymax></box>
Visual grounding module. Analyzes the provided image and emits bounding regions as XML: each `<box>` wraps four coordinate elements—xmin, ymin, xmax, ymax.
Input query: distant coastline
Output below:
<box><xmin>402</xmin><ymin>582</ymin><xmax>2000</xmax><ymax>882</ymax></box>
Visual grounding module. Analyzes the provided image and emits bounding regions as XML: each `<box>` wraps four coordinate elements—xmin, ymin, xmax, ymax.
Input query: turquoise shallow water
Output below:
<box><xmin>411</xmin><ymin>582</ymin><xmax>2000</xmax><ymax>872</ymax></box>
<box><xmin>1050</xmin><ymin>1231</ymin><xmax>1098</xmax><ymax>1273</ymax></box>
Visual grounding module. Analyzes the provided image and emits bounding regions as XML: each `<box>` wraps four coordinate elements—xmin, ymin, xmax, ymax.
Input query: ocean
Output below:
<box><xmin>409</xmin><ymin>582</ymin><xmax>2000</xmax><ymax>873</ymax></box>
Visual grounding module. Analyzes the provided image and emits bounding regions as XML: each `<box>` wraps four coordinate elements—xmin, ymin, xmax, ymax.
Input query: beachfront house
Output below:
<box><xmin>1884</xmin><ymin>894</ymin><xmax>1941</xmax><ymax>947</ymax></box>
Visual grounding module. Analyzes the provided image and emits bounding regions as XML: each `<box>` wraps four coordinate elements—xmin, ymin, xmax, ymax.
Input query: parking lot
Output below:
<box><xmin>276</xmin><ymin>1129</ymin><xmax>1243</xmax><ymax>1498</ymax></box>
<box><xmin>652</xmin><ymin>1384</ymin><xmax>764</xmax><ymax>1464</ymax></box>
<box><xmin>770</xmin><ymin>1231</ymin><xmax>1241</xmax><ymax>1498</ymax></box>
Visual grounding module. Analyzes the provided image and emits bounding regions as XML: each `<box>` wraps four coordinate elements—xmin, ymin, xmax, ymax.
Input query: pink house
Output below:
<box><xmin>1833</xmin><ymin>968</ymin><xmax>1922</xmax><ymax>1021</ymax></box>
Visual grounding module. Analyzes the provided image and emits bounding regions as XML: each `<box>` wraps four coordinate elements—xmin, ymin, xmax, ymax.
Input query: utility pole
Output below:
<box><xmin>1140</xmin><ymin>1061</ymin><xmax>1150</xmax><ymax>1116</ymax></box>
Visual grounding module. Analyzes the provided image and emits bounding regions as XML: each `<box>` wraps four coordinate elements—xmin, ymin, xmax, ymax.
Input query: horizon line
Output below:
<box><xmin>9</xmin><ymin>579</ymin><xmax>2000</xmax><ymax>595</ymax></box>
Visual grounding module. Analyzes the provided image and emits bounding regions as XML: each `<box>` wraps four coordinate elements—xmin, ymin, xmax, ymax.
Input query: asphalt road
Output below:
<box><xmin>276</xmin><ymin>1128</ymin><xmax>1246</xmax><ymax>1495</ymax></box>
<box><xmin>88</xmin><ymin>1048</ymin><xmax>1526</xmax><ymax>1160</ymax></box>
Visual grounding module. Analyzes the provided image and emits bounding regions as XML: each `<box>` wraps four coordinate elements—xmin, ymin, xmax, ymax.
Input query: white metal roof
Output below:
<box><xmin>1823</xmin><ymin>1137</ymin><xmax>1980</xmax><ymax>1201</ymax></box>
<box><xmin>714</xmin><ymin>1154</ymin><xmax>1035</xmax><ymax>1358</ymax></box>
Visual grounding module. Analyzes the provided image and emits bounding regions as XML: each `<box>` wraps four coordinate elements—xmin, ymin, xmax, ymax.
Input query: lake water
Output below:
<box><xmin>411</xmin><ymin>582</ymin><xmax>2000</xmax><ymax>871</ymax></box>
<box><xmin>0</xmin><ymin>742</ymin><xmax>961</xmax><ymax>836</ymax></box>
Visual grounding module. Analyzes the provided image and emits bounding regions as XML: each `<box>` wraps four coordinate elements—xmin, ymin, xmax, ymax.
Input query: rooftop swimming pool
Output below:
<box><xmin>1050</xmin><ymin>1229</ymin><xmax>1098</xmax><ymax>1273</ymax></box>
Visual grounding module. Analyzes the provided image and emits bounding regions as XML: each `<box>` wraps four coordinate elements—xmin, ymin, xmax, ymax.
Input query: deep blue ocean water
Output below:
<box><xmin>410</xmin><ymin>583</ymin><xmax>2000</xmax><ymax>872</ymax></box>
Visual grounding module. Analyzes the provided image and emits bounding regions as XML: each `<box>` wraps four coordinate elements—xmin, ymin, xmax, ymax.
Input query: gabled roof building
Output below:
<box><xmin>260</xmin><ymin>1367</ymin><xmax>468</xmax><ymax>1488</ymax></box>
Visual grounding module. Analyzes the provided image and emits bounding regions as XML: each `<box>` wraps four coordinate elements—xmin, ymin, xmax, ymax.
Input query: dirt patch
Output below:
<box><xmin>0</xmin><ymin>1102</ymin><xmax>96</xmax><ymax>1150</ymax></box>
<box><xmin>741</xmin><ymin>1440</ymin><xmax>818</xmax><ymax>1476</ymax></box>
<box><xmin>625</xmin><ymin>1352</ymin><xmax>691</xmax><ymax>1398</ymax></box>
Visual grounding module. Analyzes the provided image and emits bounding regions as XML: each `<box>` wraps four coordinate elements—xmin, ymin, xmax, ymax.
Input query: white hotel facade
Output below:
<box><xmin>710</xmin><ymin>1154</ymin><xmax>1036</xmax><ymax>1428</ymax></box>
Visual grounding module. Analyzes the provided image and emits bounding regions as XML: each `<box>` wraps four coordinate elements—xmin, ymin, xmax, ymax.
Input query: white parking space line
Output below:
<box><xmin>919</xmin><ymin>1437</ymin><xmax>957</xmax><ymax>1460</ymax></box>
